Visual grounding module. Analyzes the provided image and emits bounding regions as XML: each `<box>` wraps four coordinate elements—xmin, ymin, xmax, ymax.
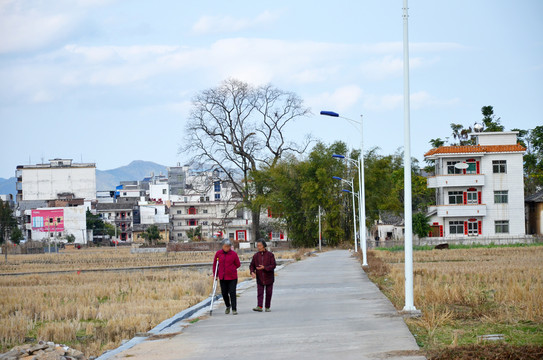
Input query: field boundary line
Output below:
<box><xmin>0</xmin><ymin>259</ymin><xmax>294</xmax><ymax>276</ymax></box>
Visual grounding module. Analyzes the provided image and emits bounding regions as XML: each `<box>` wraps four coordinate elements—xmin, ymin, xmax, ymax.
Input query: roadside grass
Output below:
<box><xmin>0</xmin><ymin>247</ymin><xmax>297</xmax><ymax>357</ymax></box>
<box><xmin>374</xmin><ymin>241</ymin><xmax>543</xmax><ymax>252</ymax></box>
<box><xmin>361</xmin><ymin>247</ymin><xmax>543</xmax><ymax>359</ymax></box>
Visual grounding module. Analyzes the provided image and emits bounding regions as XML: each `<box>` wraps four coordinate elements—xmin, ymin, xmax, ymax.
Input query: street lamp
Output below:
<box><xmin>331</xmin><ymin>153</ymin><xmax>367</xmax><ymax>266</ymax></box>
<box><xmin>402</xmin><ymin>0</ymin><xmax>417</xmax><ymax>314</ymax></box>
<box><xmin>332</xmin><ymin>177</ymin><xmax>357</xmax><ymax>252</ymax></box>
<box><xmin>321</xmin><ymin>111</ymin><xmax>368</xmax><ymax>266</ymax></box>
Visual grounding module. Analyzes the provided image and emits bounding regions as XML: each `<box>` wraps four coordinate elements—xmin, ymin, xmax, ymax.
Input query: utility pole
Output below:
<box><xmin>318</xmin><ymin>205</ymin><xmax>322</xmax><ymax>251</ymax></box>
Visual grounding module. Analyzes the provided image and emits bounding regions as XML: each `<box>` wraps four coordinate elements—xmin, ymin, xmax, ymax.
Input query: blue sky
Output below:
<box><xmin>1</xmin><ymin>0</ymin><xmax>542</xmax><ymax>179</ymax></box>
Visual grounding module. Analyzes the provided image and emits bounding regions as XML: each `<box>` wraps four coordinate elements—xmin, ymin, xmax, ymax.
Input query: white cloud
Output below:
<box><xmin>0</xmin><ymin>38</ymin><xmax>464</xmax><ymax>109</ymax></box>
<box><xmin>307</xmin><ymin>85</ymin><xmax>364</xmax><ymax>113</ymax></box>
<box><xmin>362</xmin><ymin>91</ymin><xmax>460</xmax><ymax>112</ymax></box>
<box><xmin>0</xmin><ymin>0</ymin><xmax>114</xmax><ymax>54</ymax></box>
<box><xmin>360</xmin><ymin>55</ymin><xmax>431</xmax><ymax>80</ymax></box>
<box><xmin>192</xmin><ymin>10</ymin><xmax>279</xmax><ymax>35</ymax></box>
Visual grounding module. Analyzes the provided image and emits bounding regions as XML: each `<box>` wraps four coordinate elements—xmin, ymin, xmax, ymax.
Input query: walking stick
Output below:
<box><xmin>209</xmin><ymin>258</ymin><xmax>219</xmax><ymax>316</ymax></box>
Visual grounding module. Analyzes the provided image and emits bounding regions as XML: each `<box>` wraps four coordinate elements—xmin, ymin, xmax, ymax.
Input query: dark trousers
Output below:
<box><xmin>257</xmin><ymin>283</ymin><xmax>273</xmax><ymax>309</ymax></box>
<box><xmin>220</xmin><ymin>279</ymin><xmax>237</xmax><ymax>310</ymax></box>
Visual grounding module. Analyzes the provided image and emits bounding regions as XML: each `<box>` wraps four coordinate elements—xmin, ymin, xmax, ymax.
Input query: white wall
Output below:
<box><xmin>31</xmin><ymin>206</ymin><xmax>87</xmax><ymax>244</ymax></box>
<box><xmin>22</xmin><ymin>167</ymin><xmax>96</xmax><ymax>201</ymax></box>
<box><xmin>149</xmin><ymin>183</ymin><xmax>169</xmax><ymax>202</ymax></box>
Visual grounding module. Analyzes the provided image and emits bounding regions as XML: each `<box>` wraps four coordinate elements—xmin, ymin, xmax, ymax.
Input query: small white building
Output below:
<box><xmin>30</xmin><ymin>206</ymin><xmax>87</xmax><ymax>244</ymax></box>
<box><xmin>425</xmin><ymin>132</ymin><xmax>525</xmax><ymax>239</ymax></box>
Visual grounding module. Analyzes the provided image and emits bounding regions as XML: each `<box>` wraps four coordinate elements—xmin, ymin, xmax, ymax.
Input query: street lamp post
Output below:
<box><xmin>332</xmin><ymin>154</ymin><xmax>368</xmax><ymax>266</ymax></box>
<box><xmin>333</xmin><ymin>176</ymin><xmax>357</xmax><ymax>252</ymax></box>
<box><xmin>322</xmin><ymin>111</ymin><xmax>367</xmax><ymax>266</ymax></box>
<box><xmin>402</xmin><ymin>0</ymin><xmax>417</xmax><ymax>313</ymax></box>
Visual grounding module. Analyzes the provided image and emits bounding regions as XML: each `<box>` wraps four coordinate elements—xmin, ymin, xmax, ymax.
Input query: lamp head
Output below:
<box><xmin>320</xmin><ymin>111</ymin><xmax>339</xmax><ymax>117</ymax></box>
<box><xmin>332</xmin><ymin>176</ymin><xmax>343</xmax><ymax>181</ymax></box>
<box><xmin>342</xmin><ymin>189</ymin><xmax>351</xmax><ymax>193</ymax></box>
<box><xmin>332</xmin><ymin>154</ymin><xmax>345</xmax><ymax>159</ymax></box>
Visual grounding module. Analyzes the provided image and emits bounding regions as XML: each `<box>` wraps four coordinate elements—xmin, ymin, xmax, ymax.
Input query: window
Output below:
<box><xmin>177</xmin><ymin>232</ymin><xmax>182</xmax><ymax>237</ymax></box>
<box><xmin>494</xmin><ymin>190</ymin><xmax>508</xmax><ymax>204</ymax></box>
<box><xmin>203</xmin><ymin>209</ymin><xmax>208</xmax><ymax>214</ymax></box>
<box><xmin>493</xmin><ymin>160</ymin><xmax>507</xmax><ymax>173</ymax></box>
<box><xmin>449</xmin><ymin>221</ymin><xmax>464</xmax><ymax>234</ymax></box>
<box><xmin>162</xmin><ymin>189</ymin><xmax>167</xmax><ymax>194</ymax></box>
<box><xmin>205</xmin><ymin>196</ymin><xmax>210</xmax><ymax>202</ymax></box>
<box><xmin>467</xmin><ymin>221</ymin><xmax>479</xmax><ymax>236</ymax></box>
<box><xmin>466</xmin><ymin>161</ymin><xmax>477</xmax><ymax>174</ymax></box>
<box><xmin>177</xmin><ymin>222</ymin><xmax>183</xmax><ymax>226</ymax></box>
<box><xmin>214</xmin><ymin>181</ymin><xmax>221</xmax><ymax>192</ymax></box>
<box><xmin>448</xmin><ymin>191</ymin><xmax>463</xmax><ymax>204</ymax></box>
<box><xmin>200</xmin><ymin>197</ymin><xmax>205</xmax><ymax>203</ymax></box>
<box><xmin>188</xmin><ymin>219</ymin><xmax>197</xmax><ymax>226</ymax></box>
<box><xmin>188</xmin><ymin>207</ymin><xmax>197</xmax><ymax>215</ymax></box>
<box><xmin>495</xmin><ymin>220</ymin><xmax>509</xmax><ymax>234</ymax></box>
<box><xmin>176</xmin><ymin>210</ymin><xmax>182</xmax><ymax>214</ymax></box>
<box><xmin>221</xmin><ymin>209</ymin><xmax>226</xmax><ymax>213</ymax></box>
<box><xmin>215</xmin><ymin>194</ymin><xmax>221</xmax><ymax>201</ymax></box>
<box><xmin>466</xmin><ymin>191</ymin><xmax>478</xmax><ymax>205</ymax></box>
<box><xmin>447</xmin><ymin>161</ymin><xmax>462</xmax><ymax>174</ymax></box>
<box><xmin>123</xmin><ymin>192</ymin><xmax>127</xmax><ymax>196</ymax></box>
<box><xmin>201</xmin><ymin>221</ymin><xmax>208</xmax><ymax>225</ymax></box>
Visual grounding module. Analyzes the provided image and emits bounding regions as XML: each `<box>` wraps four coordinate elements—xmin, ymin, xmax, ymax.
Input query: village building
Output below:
<box><xmin>15</xmin><ymin>159</ymin><xmax>95</xmax><ymax>241</ymax></box>
<box><xmin>370</xmin><ymin>211</ymin><xmax>405</xmax><ymax>242</ymax></box>
<box><xmin>525</xmin><ymin>190</ymin><xmax>543</xmax><ymax>236</ymax></box>
<box><xmin>425</xmin><ymin>131</ymin><xmax>526</xmax><ymax>240</ymax></box>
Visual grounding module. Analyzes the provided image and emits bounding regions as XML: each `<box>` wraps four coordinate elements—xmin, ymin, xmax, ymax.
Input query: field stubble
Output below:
<box><xmin>0</xmin><ymin>247</ymin><xmax>293</xmax><ymax>356</ymax></box>
<box><xmin>362</xmin><ymin>247</ymin><xmax>543</xmax><ymax>359</ymax></box>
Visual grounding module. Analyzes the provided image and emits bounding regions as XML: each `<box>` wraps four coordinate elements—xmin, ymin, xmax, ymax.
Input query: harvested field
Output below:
<box><xmin>361</xmin><ymin>245</ymin><xmax>543</xmax><ymax>359</ymax></box>
<box><xmin>0</xmin><ymin>247</ymin><xmax>300</xmax><ymax>357</ymax></box>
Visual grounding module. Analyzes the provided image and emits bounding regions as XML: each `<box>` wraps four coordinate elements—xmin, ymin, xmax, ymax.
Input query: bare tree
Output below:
<box><xmin>183</xmin><ymin>79</ymin><xmax>311</xmax><ymax>242</ymax></box>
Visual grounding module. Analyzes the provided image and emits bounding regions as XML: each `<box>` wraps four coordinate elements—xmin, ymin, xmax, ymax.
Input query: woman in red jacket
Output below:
<box><xmin>250</xmin><ymin>239</ymin><xmax>276</xmax><ymax>312</ymax></box>
<box><xmin>213</xmin><ymin>240</ymin><xmax>241</xmax><ymax>315</ymax></box>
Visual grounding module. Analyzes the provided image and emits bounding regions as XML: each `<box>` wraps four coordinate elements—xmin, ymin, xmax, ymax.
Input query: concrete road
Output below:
<box><xmin>111</xmin><ymin>250</ymin><xmax>424</xmax><ymax>360</ymax></box>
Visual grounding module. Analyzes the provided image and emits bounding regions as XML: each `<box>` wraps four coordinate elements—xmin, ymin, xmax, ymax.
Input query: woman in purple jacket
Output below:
<box><xmin>250</xmin><ymin>239</ymin><xmax>276</xmax><ymax>312</ymax></box>
<box><xmin>213</xmin><ymin>240</ymin><xmax>241</xmax><ymax>315</ymax></box>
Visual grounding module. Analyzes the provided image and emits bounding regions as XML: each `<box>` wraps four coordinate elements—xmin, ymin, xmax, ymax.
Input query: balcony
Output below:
<box><xmin>428</xmin><ymin>204</ymin><xmax>486</xmax><ymax>218</ymax></box>
<box><xmin>427</xmin><ymin>174</ymin><xmax>485</xmax><ymax>188</ymax></box>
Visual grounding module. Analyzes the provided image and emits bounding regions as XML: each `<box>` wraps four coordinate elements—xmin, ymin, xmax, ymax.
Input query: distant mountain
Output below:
<box><xmin>96</xmin><ymin>160</ymin><xmax>168</xmax><ymax>190</ymax></box>
<box><xmin>0</xmin><ymin>177</ymin><xmax>16</xmax><ymax>197</ymax></box>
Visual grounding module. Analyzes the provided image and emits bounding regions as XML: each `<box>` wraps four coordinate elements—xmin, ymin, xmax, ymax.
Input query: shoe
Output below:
<box><xmin>265</xmin><ymin>308</ymin><xmax>271</xmax><ymax>312</ymax></box>
<box><xmin>253</xmin><ymin>306</ymin><xmax>263</xmax><ymax>312</ymax></box>
<box><xmin>232</xmin><ymin>310</ymin><xmax>238</xmax><ymax>315</ymax></box>
<box><xmin>225</xmin><ymin>307</ymin><xmax>231</xmax><ymax>314</ymax></box>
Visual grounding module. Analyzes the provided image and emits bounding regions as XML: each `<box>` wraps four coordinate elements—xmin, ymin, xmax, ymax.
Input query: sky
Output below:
<box><xmin>0</xmin><ymin>0</ymin><xmax>542</xmax><ymax>179</ymax></box>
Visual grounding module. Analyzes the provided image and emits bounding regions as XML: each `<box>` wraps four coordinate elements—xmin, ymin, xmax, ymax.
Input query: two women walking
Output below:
<box><xmin>212</xmin><ymin>239</ymin><xmax>276</xmax><ymax>314</ymax></box>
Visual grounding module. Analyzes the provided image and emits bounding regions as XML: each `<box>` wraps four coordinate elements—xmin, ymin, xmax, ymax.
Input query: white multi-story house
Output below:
<box><xmin>169</xmin><ymin>167</ymin><xmax>253</xmax><ymax>244</ymax></box>
<box><xmin>16</xmin><ymin>159</ymin><xmax>96</xmax><ymax>203</ymax></box>
<box><xmin>15</xmin><ymin>159</ymin><xmax>95</xmax><ymax>241</ymax></box>
<box><xmin>425</xmin><ymin>131</ymin><xmax>525</xmax><ymax>239</ymax></box>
